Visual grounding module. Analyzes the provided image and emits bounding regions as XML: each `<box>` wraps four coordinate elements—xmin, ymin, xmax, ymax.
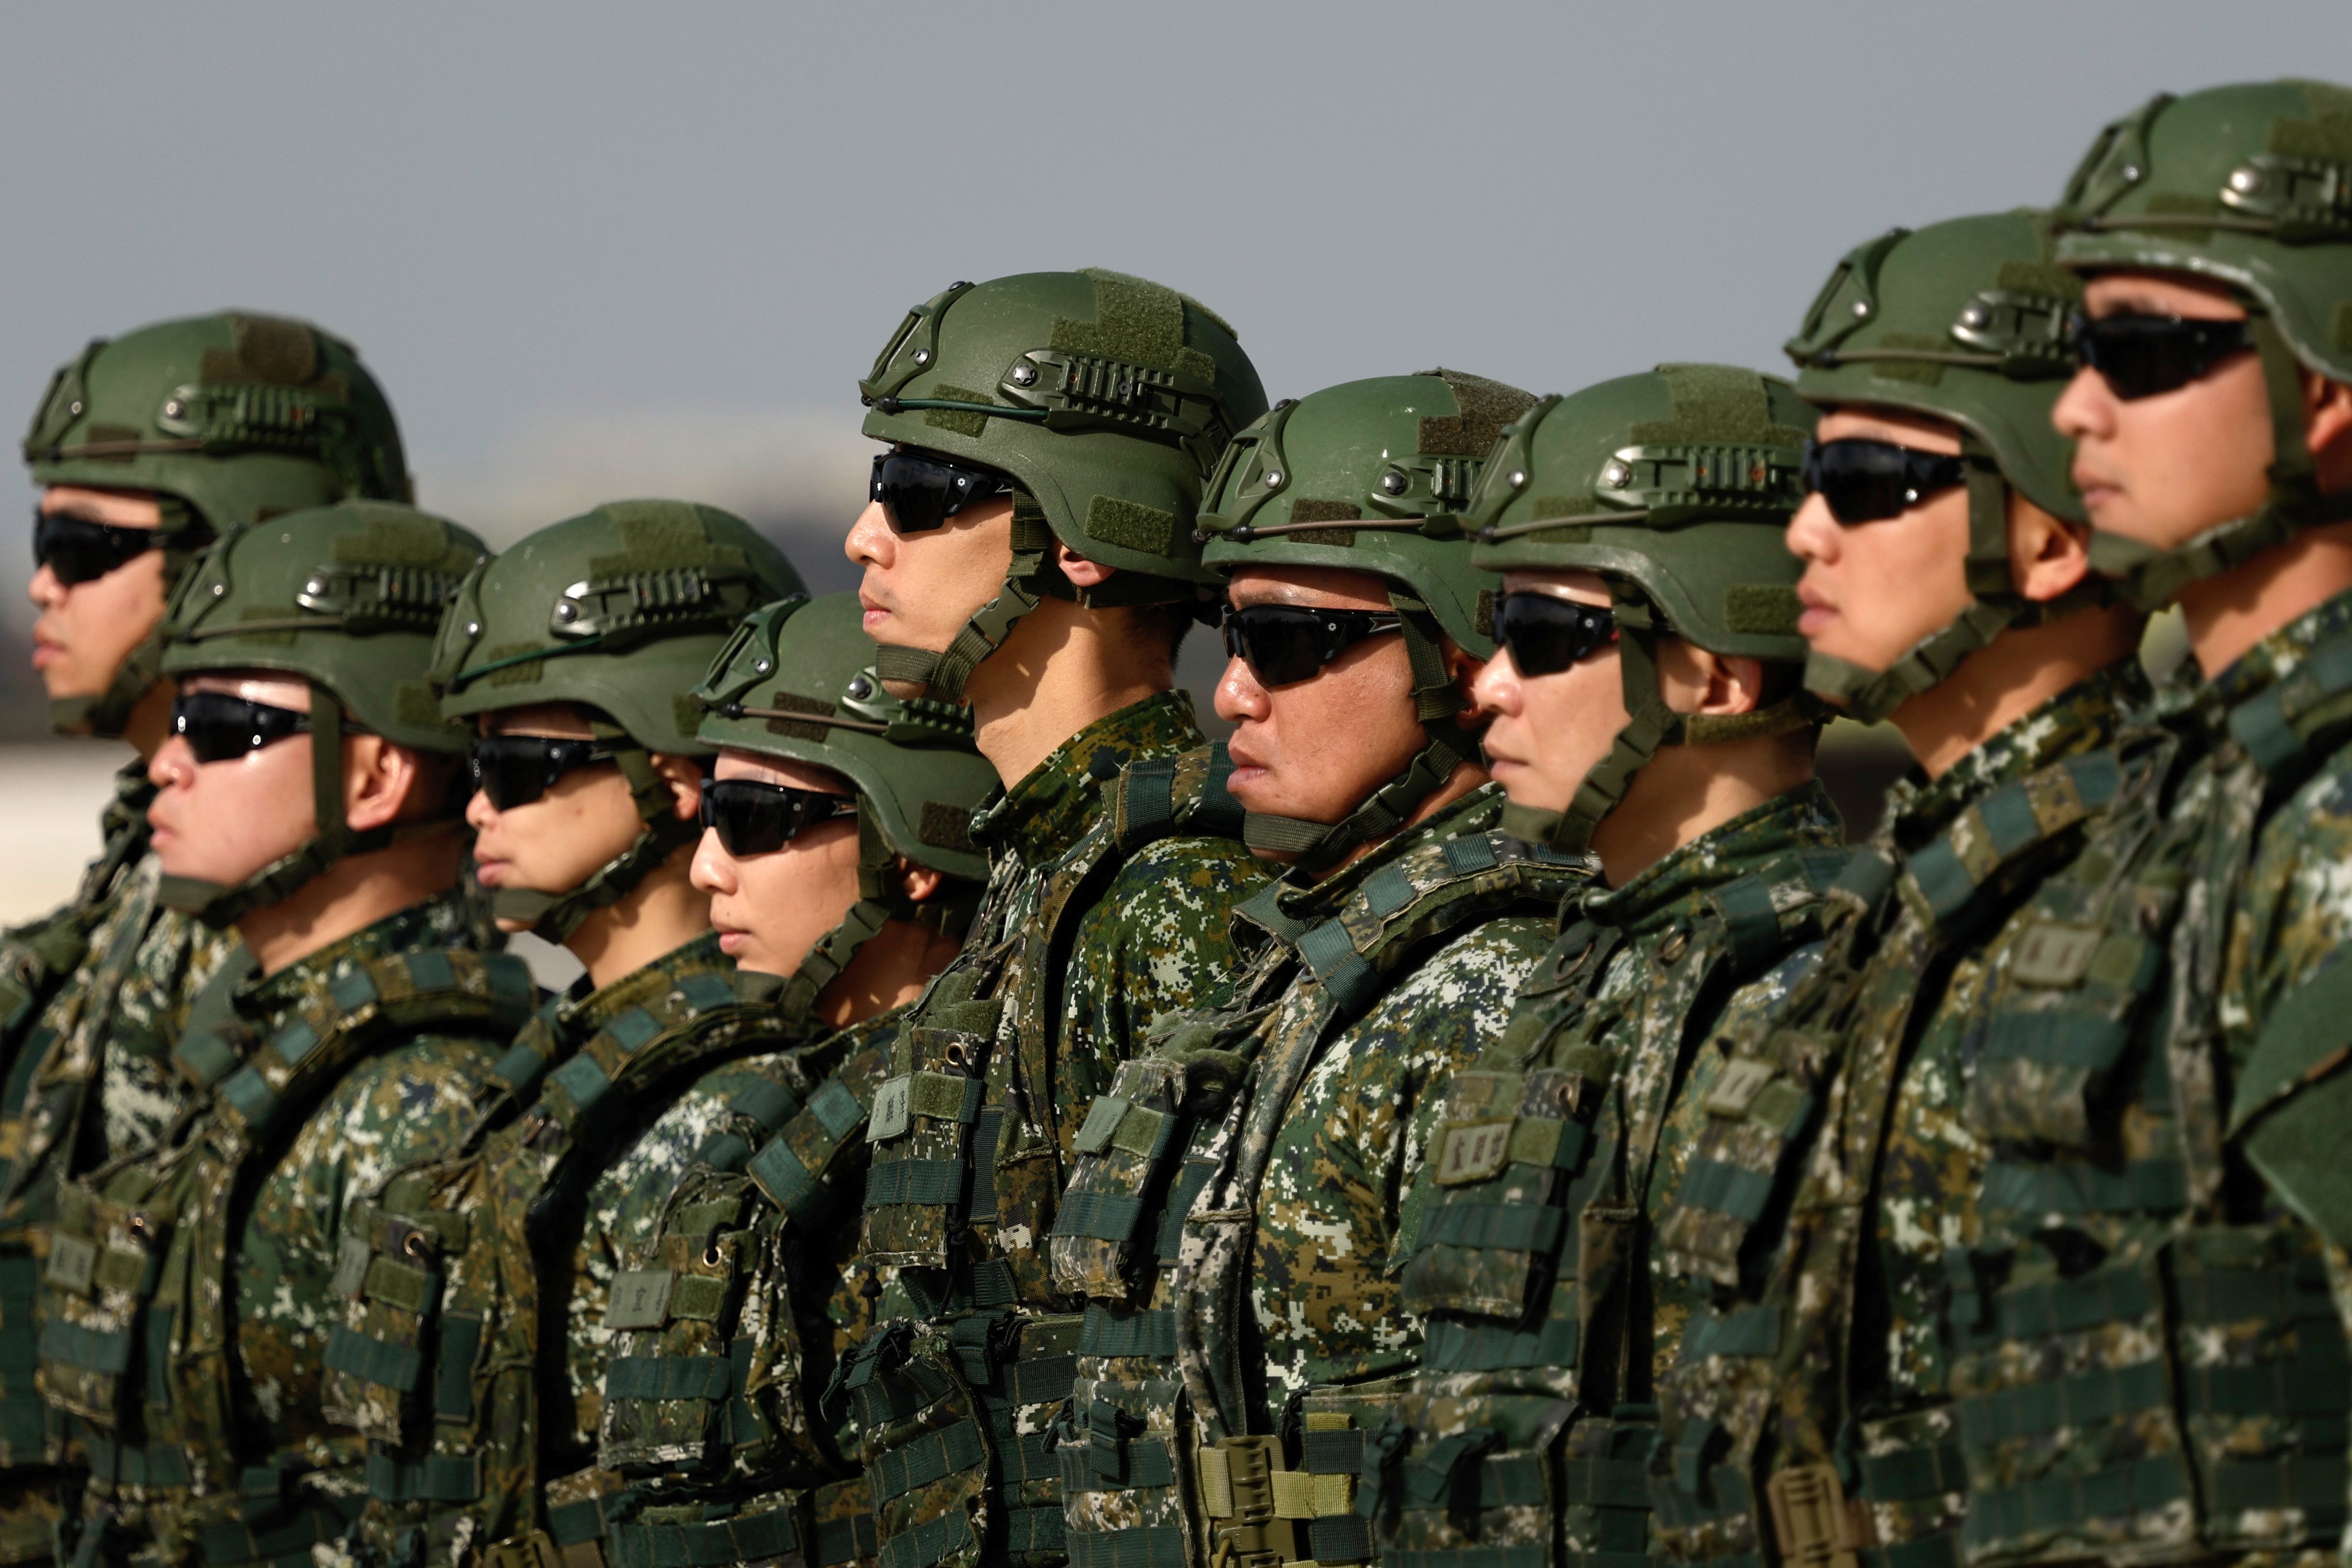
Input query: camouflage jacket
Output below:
<box><xmin>38</xmin><ymin>895</ymin><xmax>533</xmax><ymax>1568</ymax></box>
<box><xmin>1042</xmin><ymin>783</ymin><xmax>1584</xmax><ymax>1568</ymax></box>
<box><xmin>1639</xmin><ymin>663</ymin><xmax>2151</xmax><ymax>1568</ymax></box>
<box><xmin>326</xmin><ymin>929</ymin><xmax>865</xmax><ymax>1568</ymax></box>
<box><xmin>1922</xmin><ymin>589</ymin><xmax>2352</xmax><ymax>1568</ymax></box>
<box><xmin>843</xmin><ymin>694</ymin><xmax>1271</xmax><ymax>1568</ymax></box>
<box><xmin>0</xmin><ymin>765</ymin><xmax>240</xmax><ymax>1566</ymax></box>
<box><xmin>1381</xmin><ymin>784</ymin><xmax>1846</xmax><ymax>1568</ymax></box>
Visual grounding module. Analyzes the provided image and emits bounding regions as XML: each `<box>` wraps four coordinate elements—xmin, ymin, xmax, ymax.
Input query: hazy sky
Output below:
<box><xmin>4</xmin><ymin>1</ymin><xmax>2346</xmax><ymax>603</ymax></box>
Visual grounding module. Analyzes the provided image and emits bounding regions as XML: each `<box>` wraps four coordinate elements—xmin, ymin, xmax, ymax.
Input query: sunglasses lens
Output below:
<box><xmin>2074</xmin><ymin>314</ymin><xmax>2249</xmax><ymax>401</ymax></box>
<box><xmin>700</xmin><ymin>780</ymin><xmax>851</xmax><ymax>857</ymax></box>
<box><xmin>873</xmin><ymin>452</ymin><xmax>1004</xmax><ymax>534</ymax></box>
<box><xmin>173</xmin><ymin>692</ymin><xmax>306</xmax><ymax>764</ymax></box>
<box><xmin>1222</xmin><ymin>607</ymin><xmax>1329</xmax><ymax>687</ymax></box>
<box><xmin>35</xmin><ymin>514</ymin><xmax>151</xmax><ymax>586</ymax></box>
<box><xmin>1804</xmin><ymin>440</ymin><xmax>1921</xmax><ymax>525</ymax></box>
<box><xmin>470</xmin><ymin>743</ymin><xmax>544</xmax><ymax>811</ymax></box>
<box><xmin>1494</xmin><ymin>594</ymin><xmax>1615</xmax><ymax>676</ymax></box>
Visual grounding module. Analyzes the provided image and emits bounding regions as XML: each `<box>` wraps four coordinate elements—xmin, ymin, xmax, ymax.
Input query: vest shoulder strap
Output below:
<box><xmin>1112</xmin><ymin>741</ymin><xmax>1246</xmax><ymax>854</ymax></box>
<box><xmin>2228</xmin><ymin>628</ymin><xmax>2352</xmax><ymax>788</ymax></box>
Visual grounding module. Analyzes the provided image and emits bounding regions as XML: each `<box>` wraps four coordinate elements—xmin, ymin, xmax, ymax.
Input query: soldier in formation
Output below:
<box><xmin>3</xmin><ymin>69</ymin><xmax>2351</xmax><ymax>1568</ymax></box>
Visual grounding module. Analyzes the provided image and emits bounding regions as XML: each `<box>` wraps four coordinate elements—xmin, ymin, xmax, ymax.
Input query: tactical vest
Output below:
<box><xmin>325</xmin><ymin>946</ymin><xmax>845</xmax><ymax>1568</ymax></box>
<box><xmin>1638</xmin><ymin>748</ymin><xmax>2146</xmax><ymax>1568</ymax></box>
<box><xmin>0</xmin><ymin>767</ymin><xmax>153</xmax><ymax>1072</ymax></box>
<box><xmin>36</xmin><ymin>947</ymin><xmax>534</xmax><ymax>1568</ymax></box>
<box><xmin>1936</xmin><ymin>650</ymin><xmax>2352</xmax><ymax>1568</ymax></box>
<box><xmin>1044</xmin><ymin>816</ymin><xmax>1586</xmax><ymax>1568</ymax></box>
<box><xmin>1375</xmin><ymin>838</ymin><xmax>1849</xmax><ymax>1568</ymax></box>
<box><xmin>831</xmin><ymin>747</ymin><xmax>1248</xmax><ymax>1568</ymax></box>
<box><xmin>560</xmin><ymin>1026</ymin><xmax>899</xmax><ymax>1568</ymax></box>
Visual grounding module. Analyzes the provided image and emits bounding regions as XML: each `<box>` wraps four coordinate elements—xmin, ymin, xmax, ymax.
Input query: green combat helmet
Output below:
<box><xmin>693</xmin><ymin>591</ymin><xmax>996</xmax><ymax>967</ymax></box>
<box><xmin>1195</xmin><ymin>369</ymin><xmax>1534</xmax><ymax>870</ymax></box>
<box><xmin>857</xmin><ymin>269</ymin><xmax>1267</xmax><ymax>703</ymax></box>
<box><xmin>1468</xmin><ymin>364</ymin><xmax>1816</xmax><ymax>852</ymax></box>
<box><xmin>2053</xmin><ymin>78</ymin><xmax>2352</xmax><ymax>608</ymax></box>
<box><xmin>1786</xmin><ymin>211</ymin><xmax>2096</xmax><ymax>720</ymax></box>
<box><xmin>431</xmin><ymin>500</ymin><xmax>807</xmax><ymax>940</ymax></box>
<box><xmin>156</xmin><ymin>501</ymin><xmax>486</xmax><ymax>924</ymax></box>
<box><xmin>22</xmin><ymin>311</ymin><xmax>411</xmax><ymax>735</ymax></box>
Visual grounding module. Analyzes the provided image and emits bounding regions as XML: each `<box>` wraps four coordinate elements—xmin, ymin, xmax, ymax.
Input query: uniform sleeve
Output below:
<box><xmin>1056</xmin><ymin>836</ymin><xmax>1272</xmax><ymax>1121</ymax></box>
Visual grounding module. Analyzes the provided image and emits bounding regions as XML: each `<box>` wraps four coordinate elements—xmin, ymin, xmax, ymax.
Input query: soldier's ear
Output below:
<box><xmin>649</xmin><ymin>754</ymin><xmax>704</xmax><ymax>823</ymax></box>
<box><xmin>2303</xmin><ymin>369</ymin><xmax>2352</xmax><ymax>496</ymax></box>
<box><xmin>895</xmin><ymin>858</ymin><xmax>946</xmax><ymax>906</ymax></box>
<box><xmin>2009</xmin><ymin>496</ymin><xmax>2093</xmax><ymax>605</ymax></box>
<box><xmin>346</xmin><ymin>734</ymin><xmax>430</xmax><ymax>831</ymax></box>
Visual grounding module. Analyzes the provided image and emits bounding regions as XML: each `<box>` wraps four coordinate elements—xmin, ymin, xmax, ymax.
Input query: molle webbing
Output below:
<box><xmin>42</xmin><ymin>945</ymin><xmax>532</xmax><ymax>1547</ymax></box>
<box><xmin>2226</xmin><ymin>627</ymin><xmax>2352</xmax><ymax>787</ymax></box>
<box><xmin>328</xmin><ymin>955</ymin><xmax>813</xmax><ymax>1562</ymax></box>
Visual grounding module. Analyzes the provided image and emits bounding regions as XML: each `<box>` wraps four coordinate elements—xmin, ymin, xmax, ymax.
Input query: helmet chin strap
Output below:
<box><xmin>1805</xmin><ymin>436</ymin><xmax>2108</xmax><ymax>725</ymax></box>
<box><xmin>490</xmin><ymin>725</ymin><xmax>698</xmax><ymax>944</ymax></box>
<box><xmin>2086</xmin><ymin>309</ymin><xmax>2352</xmax><ymax>613</ymax></box>
<box><xmin>1239</xmin><ymin>590</ymin><xmax>1482</xmax><ymax>877</ymax></box>
<box><xmin>872</xmin><ymin>494</ymin><xmax>1202</xmax><ymax>711</ymax></box>
<box><xmin>1501</xmin><ymin>590</ymin><xmax>1813</xmax><ymax>857</ymax></box>
<box><xmin>158</xmin><ymin>681</ymin><xmax>460</xmax><ymax>928</ymax></box>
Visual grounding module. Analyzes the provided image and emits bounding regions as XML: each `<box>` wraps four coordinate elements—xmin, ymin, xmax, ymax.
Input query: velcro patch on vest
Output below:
<box><xmin>605</xmin><ymin>1270</ymin><xmax>676</xmax><ymax>1332</ymax></box>
<box><xmin>44</xmin><ymin>1233</ymin><xmax>95</xmax><ymax>1295</ymax></box>
<box><xmin>869</xmin><ymin>1076</ymin><xmax>913</xmax><ymax>1142</ymax></box>
<box><xmin>1704</xmin><ymin>1058</ymin><xmax>1779</xmax><ymax>1118</ymax></box>
<box><xmin>1435</xmin><ymin>1120</ymin><xmax>1515</xmax><ymax>1186</ymax></box>
<box><xmin>2010</xmin><ymin>922</ymin><xmax>2104</xmax><ymax>988</ymax></box>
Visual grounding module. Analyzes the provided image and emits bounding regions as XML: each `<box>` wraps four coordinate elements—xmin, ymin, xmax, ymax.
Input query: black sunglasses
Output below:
<box><xmin>470</xmin><ymin>735</ymin><xmax>620</xmax><ymax>811</ymax></box>
<box><xmin>870</xmin><ymin>449</ymin><xmax>1015</xmax><ymax>534</ymax></box>
<box><xmin>1493</xmin><ymin>593</ymin><xmax>1618</xmax><ymax>677</ymax></box>
<box><xmin>172</xmin><ymin>691</ymin><xmax>313</xmax><ymax>764</ymax></box>
<box><xmin>2070</xmin><ymin>311</ymin><xmax>2255</xmax><ymax>401</ymax></box>
<box><xmin>1220</xmin><ymin>603</ymin><xmax>1404</xmax><ymax>688</ymax></box>
<box><xmin>1801</xmin><ymin>438</ymin><xmax>1970</xmax><ymax>526</ymax></box>
<box><xmin>34</xmin><ymin>509</ymin><xmax>165</xmax><ymax>587</ymax></box>
<box><xmin>698</xmin><ymin>778</ymin><xmax>860</xmax><ymax>857</ymax></box>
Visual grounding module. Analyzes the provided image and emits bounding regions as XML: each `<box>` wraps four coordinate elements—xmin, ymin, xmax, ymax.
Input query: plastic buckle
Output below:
<box><xmin>1766</xmin><ymin>1463</ymin><xmax>1862</xmax><ymax>1568</ymax></box>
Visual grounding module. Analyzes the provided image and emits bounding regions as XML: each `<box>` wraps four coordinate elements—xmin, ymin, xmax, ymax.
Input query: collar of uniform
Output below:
<box><xmin>1880</xmin><ymin>657</ymin><xmax>2153</xmax><ymax>857</ymax></box>
<box><xmin>1579</xmin><ymin>781</ymin><xmax>1844</xmax><ymax>942</ymax></box>
<box><xmin>237</xmin><ymin>890</ymin><xmax>477</xmax><ymax>1019</ymax></box>
<box><xmin>549</xmin><ymin>928</ymin><xmax>730</xmax><ymax>1042</ymax></box>
<box><xmin>967</xmin><ymin>690</ymin><xmax>1207</xmax><ymax>867</ymax></box>
<box><xmin>2211</xmin><ymin>583</ymin><xmax>2352</xmax><ymax>711</ymax></box>
<box><xmin>1259</xmin><ymin>781</ymin><xmax>1507</xmax><ymax>930</ymax></box>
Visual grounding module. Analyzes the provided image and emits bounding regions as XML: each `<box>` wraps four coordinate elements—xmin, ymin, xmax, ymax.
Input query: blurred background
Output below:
<box><xmin>2</xmin><ymin>1</ymin><xmax>2334</xmax><ymax>922</ymax></box>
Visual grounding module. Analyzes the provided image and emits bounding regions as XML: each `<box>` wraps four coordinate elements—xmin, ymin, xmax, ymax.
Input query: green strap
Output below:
<box><xmin>604</xmin><ymin>1355</ymin><xmax>731</xmax><ymax>1402</ymax></box>
<box><xmin>363</xmin><ymin>1449</ymin><xmax>482</xmax><ymax>1503</ymax></box>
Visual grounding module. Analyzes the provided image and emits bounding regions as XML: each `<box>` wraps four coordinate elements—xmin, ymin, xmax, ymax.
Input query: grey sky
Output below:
<box><xmin>2</xmin><ymin>2</ymin><xmax>2341</xmax><ymax>610</ymax></box>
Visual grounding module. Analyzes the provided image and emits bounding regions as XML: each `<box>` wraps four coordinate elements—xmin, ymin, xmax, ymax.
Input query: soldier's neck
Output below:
<box><xmin>1590</xmin><ymin>736</ymin><xmax>1813</xmax><ymax>890</ymax></box>
<box><xmin>2177</xmin><ymin>519</ymin><xmax>2352</xmax><ymax>679</ymax></box>
<box><xmin>815</xmin><ymin>915</ymin><xmax>965</xmax><ymax>1028</ymax></box>
<box><xmin>965</xmin><ymin>597</ymin><xmax>1174</xmax><ymax>790</ymax></box>
<box><xmin>1892</xmin><ymin>604</ymin><xmax>2144</xmax><ymax>780</ymax></box>
<box><xmin>565</xmin><ymin>853</ymin><xmax>711</xmax><ymax>991</ymax></box>
<box><xmin>237</xmin><ymin>835</ymin><xmax>467</xmax><ymax>977</ymax></box>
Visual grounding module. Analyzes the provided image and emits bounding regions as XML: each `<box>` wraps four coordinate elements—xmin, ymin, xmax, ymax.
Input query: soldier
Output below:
<box><xmin>547</xmin><ymin>594</ymin><xmax>1000</xmax><ymax>1568</ymax></box>
<box><xmin>1376</xmin><ymin>366</ymin><xmax>1846</xmax><ymax>1568</ymax></box>
<box><xmin>1046</xmin><ymin>372</ymin><xmax>1589</xmax><ymax>1568</ymax></box>
<box><xmin>35</xmin><ymin>502</ymin><xmax>537</xmax><ymax>1568</ymax></box>
<box><xmin>810</xmin><ymin>268</ymin><xmax>1273</xmax><ymax>1568</ymax></box>
<box><xmin>1895</xmin><ymin>81</ymin><xmax>2352</xmax><ymax>1568</ymax></box>
<box><xmin>1643</xmin><ymin>213</ymin><xmax>2156</xmax><ymax>1568</ymax></box>
<box><xmin>2</xmin><ymin>314</ymin><xmax>409</xmax><ymax>1564</ymax></box>
<box><xmin>326</xmin><ymin>553</ymin><xmax>996</xmax><ymax>1568</ymax></box>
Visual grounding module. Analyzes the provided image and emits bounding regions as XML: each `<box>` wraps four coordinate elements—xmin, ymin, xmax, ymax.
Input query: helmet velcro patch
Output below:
<box><xmin>1084</xmin><ymin>495</ymin><xmax>1176</xmax><ymax>554</ymax></box>
<box><xmin>920</xmin><ymin>801</ymin><xmax>977</xmax><ymax>854</ymax></box>
<box><xmin>670</xmin><ymin>694</ymin><xmax>703</xmax><ymax>738</ymax></box>
<box><xmin>1867</xmin><ymin>335</ymin><xmax>1949</xmax><ymax>386</ymax></box>
<box><xmin>2273</xmin><ymin>82</ymin><xmax>2352</xmax><ymax>160</ymax></box>
<box><xmin>331</xmin><ymin>513</ymin><xmax>478</xmax><ymax>573</ymax></box>
<box><xmin>585</xmin><ymin>507</ymin><xmax>752</xmax><ymax>577</ymax></box>
<box><xmin>478</xmin><ymin>643</ymin><xmax>546</xmax><ymax>687</ymax></box>
<box><xmin>1725</xmin><ymin>584</ymin><xmax>1803</xmax><ymax>637</ymax></box>
<box><xmin>201</xmin><ymin>314</ymin><xmax>324</xmax><ymax>389</ymax></box>
<box><xmin>1283</xmin><ymin>498</ymin><xmax>1361</xmax><ymax>547</ymax></box>
<box><xmin>923</xmin><ymin>385</ymin><xmax>997</xmax><ymax>439</ymax></box>
<box><xmin>1637</xmin><ymin>365</ymin><xmax>1812</xmax><ymax>449</ymax></box>
<box><xmin>761</xmin><ymin>691</ymin><xmax>834</xmax><ymax>743</ymax></box>
<box><xmin>1419</xmin><ymin>370</ymin><xmax>1536</xmax><ymax>457</ymax></box>
<box><xmin>394</xmin><ymin>683</ymin><xmax>442</xmax><ymax>728</ymax></box>
<box><xmin>1058</xmin><ymin>270</ymin><xmax>1218</xmax><ymax>385</ymax></box>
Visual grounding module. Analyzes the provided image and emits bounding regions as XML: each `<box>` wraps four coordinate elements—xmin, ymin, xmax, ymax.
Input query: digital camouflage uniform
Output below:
<box><xmin>1352</xmin><ymin>365</ymin><xmax>1836</xmax><ymax>1568</ymax></box>
<box><xmin>823</xmin><ymin>268</ymin><xmax>1271</xmax><ymax>1568</ymax></box>
<box><xmin>31</xmin><ymin>501</ymin><xmax>516</xmax><ymax>1568</ymax></box>
<box><xmin>4</xmin><ymin>314</ymin><xmax>409</xmax><ymax>1566</ymax></box>
<box><xmin>328</xmin><ymin>586</ymin><xmax>997</xmax><ymax>1568</ymax></box>
<box><xmin>1635</xmin><ymin>211</ymin><xmax>2174</xmax><ymax>1568</ymax></box>
<box><xmin>1889</xmin><ymin>82</ymin><xmax>2352</xmax><ymax>1568</ymax></box>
